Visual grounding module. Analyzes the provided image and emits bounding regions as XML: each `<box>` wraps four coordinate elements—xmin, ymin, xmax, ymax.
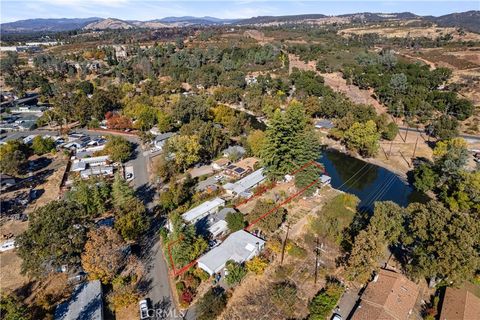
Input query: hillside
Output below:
<box><xmin>0</xmin><ymin>17</ymin><xmax>100</xmax><ymax>32</ymax></box>
<box><xmin>83</xmin><ymin>18</ymin><xmax>135</xmax><ymax>30</ymax></box>
<box><xmin>429</xmin><ymin>10</ymin><xmax>480</xmax><ymax>33</ymax></box>
<box><xmin>1</xmin><ymin>11</ymin><xmax>479</xmax><ymax>33</ymax></box>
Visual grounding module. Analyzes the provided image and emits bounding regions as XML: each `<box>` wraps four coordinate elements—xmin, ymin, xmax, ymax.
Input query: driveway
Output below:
<box><xmin>336</xmin><ymin>286</ymin><xmax>361</xmax><ymax>319</ymax></box>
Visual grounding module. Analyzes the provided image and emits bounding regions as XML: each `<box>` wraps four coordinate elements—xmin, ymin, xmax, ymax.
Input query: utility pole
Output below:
<box><xmin>280</xmin><ymin>224</ymin><xmax>290</xmax><ymax>265</ymax></box>
<box><xmin>412</xmin><ymin>134</ymin><xmax>420</xmax><ymax>159</ymax></box>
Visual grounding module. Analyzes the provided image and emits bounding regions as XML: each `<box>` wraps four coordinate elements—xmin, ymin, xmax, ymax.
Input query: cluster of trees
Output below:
<box><xmin>308</xmin><ymin>279</ymin><xmax>344</xmax><ymax>320</ymax></box>
<box><xmin>413</xmin><ymin>138</ymin><xmax>479</xmax><ymax>215</ymax></box>
<box><xmin>17</xmin><ymin>175</ymin><xmax>149</xmax><ymax>277</ymax></box>
<box><xmin>346</xmin><ymin>200</ymin><xmax>479</xmax><ymax>285</ymax></box>
<box><xmin>342</xmin><ymin>50</ymin><xmax>473</xmax><ymax>138</ymax></box>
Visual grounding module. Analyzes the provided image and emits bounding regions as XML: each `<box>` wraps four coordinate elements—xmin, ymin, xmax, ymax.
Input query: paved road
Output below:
<box><xmin>398</xmin><ymin>126</ymin><xmax>480</xmax><ymax>142</ymax></box>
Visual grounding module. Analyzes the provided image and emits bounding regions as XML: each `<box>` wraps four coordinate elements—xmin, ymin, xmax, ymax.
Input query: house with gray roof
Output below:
<box><xmin>197</xmin><ymin>230</ymin><xmax>265</xmax><ymax>275</ymax></box>
<box><xmin>55</xmin><ymin>280</ymin><xmax>103</xmax><ymax>320</ymax></box>
<box><xmin>223</xmin><ymin>168</ymin><xmax>266</xmax><ymax>197</ymax></box>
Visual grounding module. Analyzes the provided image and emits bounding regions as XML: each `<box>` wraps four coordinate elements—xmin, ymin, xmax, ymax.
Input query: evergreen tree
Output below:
<box><xmin>261</xmin><ymin>101</ymin><xmax>320</xmax><ymax>179</ymax></box>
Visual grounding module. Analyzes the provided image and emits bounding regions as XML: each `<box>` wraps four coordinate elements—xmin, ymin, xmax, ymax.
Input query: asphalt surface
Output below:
<box><xmin>3</xmin><ymin>129</ymin><xmax>181</xmax><ymax>319</ymax></box>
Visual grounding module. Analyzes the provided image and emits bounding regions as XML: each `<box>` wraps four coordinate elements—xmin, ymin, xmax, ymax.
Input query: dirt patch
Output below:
<box><xmin>321</xmin><ymin>72</ymin><xmax>388</xmax><ymax>115</ymax></box>
<box><xmin>115</xmin><ymin>303</ymin><xmax>139</xmax><ymax>320</ymax></box>
<box><xmin>0</xmin><ymin>250</ymin><xmax>30</xmax><ymax>293</ymax></box>
<box><xmin>244</xmin><ymin>30</ymin><xmax>274</xmax><ymax>45</ymax></box>
<box><xmin>288</xmin><ymin>54</ymin><xmax>316</xmax><ymax>74</ymax></box>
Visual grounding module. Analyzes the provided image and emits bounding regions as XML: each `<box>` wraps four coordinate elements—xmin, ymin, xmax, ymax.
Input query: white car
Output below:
<box><xmin>331</xmin><ymin>313</ymin><xmax>342</xmax><ymax>320</ymax></box>
<box><xmin>139</xmin><ymin>299</ymin><xmax>149</xmax><ymax>319</ymax></box>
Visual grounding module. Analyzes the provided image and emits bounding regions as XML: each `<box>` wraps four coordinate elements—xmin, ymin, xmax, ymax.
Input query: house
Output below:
<box><xmin>197</xmin><ymin>230</ymin><xmax>265</xmax><ymax>276</ymax></box>
<box><xmin>196</xmin><ymin>176</ymin><xmax>220</xmax><ymax>193</ymax></box>
<box><xmin>314</xmin><ymin>119</ymin><xmax>334</xmax><ymax>129</ymax></box>
<box><xmin>223</xmin><ymin>168</ymin><xmax>266</xmax><ymax>197</ymax></box>
<box><xmin>55</xmin><ymin>280</ymin><xmax>104</xmax><ymax>320</ymax></box>
<box><xmin>212</xmin><ymin>158</ymin><xmax>230</xmax><ymax>171</ymax></box>
<box><xmin>207</xmin><ymin>207</ymin><xmax>236</xmax><ymax>238</ymax></box>
<box><xmin>439</xmin><ymin>285</ymin><xmax>480</xmax><ymax>320</ymax></box>
<box><xmin>0</xmin><ymin>174</ymin><xmax>16</xmax><ymax>190</ymax></box>
<box><xmin>351</xmin><ymin>269</ymin><xmax>420</xmax><ymax>320</ymax></box>
<box><xmin>80</xmin><ymin>166</ymin><xmax>114</xmax><ymax>179</ymax></box>
<box><xmin>224</xmin><ymin>164</ymin><xmax>249</xmax><ymax>179</ymax></box>
<box><xmin>182</xmin><ymin>197</ymin><xmax>225</xmax><ymax>224</ymax></box>
<box><xmin>154</xmin><ymin>132</ymin><xmax>175</xmax><ymax>150</ymax></box>
<box><xmin>222</xmin><ymin>145</ymin><xmax>246</xmax><ymax>159</ymax></box>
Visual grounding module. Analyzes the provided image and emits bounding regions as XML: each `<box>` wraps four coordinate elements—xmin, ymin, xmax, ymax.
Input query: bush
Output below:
<box><xmin>246</xmin><ymin>256</ymin><xmax>269</xmax><ymax>275</ymax></box>
<box><xmin>225</xmin><ymin>260</ymin><xmax>247</xmax><ymax>286</ymax></box>
<box><xmin>287</xmin><ymin>242</ymin><xmax>308</xmax><ymax>258</ymax></box>
<box><xmin>308</xmin><ymin>280</ymin><xmax>344</xmax><ymax>320</ymax></box>
<box><xmin>197</xmin><ymin>287</ymin><xmax>227</xmax><ymax>320</ymax></box>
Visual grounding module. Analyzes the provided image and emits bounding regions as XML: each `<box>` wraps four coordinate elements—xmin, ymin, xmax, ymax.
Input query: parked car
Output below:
<box><xmin>139</xmin><ymin>299</ymin><xmax>149</xmax><ymax>319</ymax></box>
<box><xmin>331</xmin><ymin>313</ymin><xmax>342</xmax><ymax>320</ymax></box>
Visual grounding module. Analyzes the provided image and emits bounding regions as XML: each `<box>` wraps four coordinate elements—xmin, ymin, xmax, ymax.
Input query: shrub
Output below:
<box><xmin>308</xmin><ymin>280</ymin><xmax>344</xmax><ymax>320</ymax></box>
<box><xmin>246</xmin><ymin>256</ymin><xmax>269</xmax><ymax>275</ymax></box>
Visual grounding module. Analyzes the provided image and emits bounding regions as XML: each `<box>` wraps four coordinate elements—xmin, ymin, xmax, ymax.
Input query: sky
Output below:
<box><xmin>1</xmin><ymin>0</ymin><xmax>479</xmax><ymax>23</ymax></box>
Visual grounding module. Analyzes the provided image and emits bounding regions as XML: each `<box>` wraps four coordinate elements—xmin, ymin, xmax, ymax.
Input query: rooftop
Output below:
<box><xmin>55</xmin><ymin>280</ymin><xmax>103</xmax><ymax>320</ymax></box>
<box><xmin>223</xmin><ymin>168</ymin><xmax>266</xmax><ymax>195</ymax></box>
<box><xmin>182</xmin><ymin>197</ymin><xmax>225</xmax><ymax>223</ymax></box>
<box><xmin>197</xmin><ymin>230</ymin><xmax>265</xmax><ymax>275</ymax></box>
<box><xmin>439</xmin><ymin>285</ymin><xmax>480</xmax><ymax>320</ymax></box>
<box><xmin>351</xmin><ymin>269</ymin><xmax>420</xmax><ymax>320</ymax></box>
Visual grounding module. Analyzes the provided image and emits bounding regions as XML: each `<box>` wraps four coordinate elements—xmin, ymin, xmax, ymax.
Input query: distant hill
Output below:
<box><xmin>1</xmin><ymin>11</ymin><xmax>478</xmax><ymax>33</ymax></box>
<box><xmin>428</xmin><ymin>10</ymin><xmax>480</xmax><ymax>33</ymax></box>
<box><xmin>237</xmin><ymin>14</ymin><xmax>327</xmax><ymax>25</ymax></box>
<box><xmin>84</xmin><ymin>18</ymin><xmax>135</xmax><ymax>30</ymax></box>
<box><xmin>0</xmin><ymin>17</ymin><xmax>101</xmax><ymax>32</ymax></box>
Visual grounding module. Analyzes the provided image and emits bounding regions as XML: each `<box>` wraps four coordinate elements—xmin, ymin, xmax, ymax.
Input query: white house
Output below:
<box><xmin>207</xmin><ymin>207</ymin><xmax>236</xmax><ymax>238</ymax></box>
<box><xmin>182</xmin><ymin>197</ymin><xmax>225</xmax><ymax>224</ymax></box>
<box><xmin>0</xmin><ymin>239</ymin><xmax>16</xmax><ymax>252</ymax></box>
<box><xmin>80</xmin><ymin>166</ymin><xmax>114</xmax><ymax>179</ymax></box>
<box><xmin>197</xmin><ymin>230</ymin><xmax>265</xmax><ymax>275</ymax></box>
<box><xmin>223</xmin><ymin>168</ymin><xmax>266</xmax><ymax>197</ymax></box>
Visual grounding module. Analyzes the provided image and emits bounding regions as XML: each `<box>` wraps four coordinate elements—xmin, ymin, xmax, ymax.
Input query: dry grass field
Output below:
<box><xmin>340</xmin><ymin>25</ymin><xmax>480</xmax><ymax>42</ymax></box>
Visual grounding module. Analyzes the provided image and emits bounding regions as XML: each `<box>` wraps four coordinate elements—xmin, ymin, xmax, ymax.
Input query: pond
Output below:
<box><xmin>319</xmin><ymin>149</ymin><xmax>428</xmax><ymax>212</ymax></box>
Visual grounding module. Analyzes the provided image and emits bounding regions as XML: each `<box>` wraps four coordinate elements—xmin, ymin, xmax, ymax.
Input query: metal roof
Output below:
<box><xmin>197</xmin><ymin>230</ymin><xmax>265</xmax><ymax>275</ymax></box>
<box><xmin>223</xmin><ymin>168</ymin><xmax>266</xmax><ymax>195</ymax></box>
<box><xmin>55</xmin><ymin>280</ymin><xmax>103</xmax><ymax>320</ymax></box>
<box><xmin>182</xmin><ymin>197</ymin><xmax>225</xmax><ymax>223</ymax></box>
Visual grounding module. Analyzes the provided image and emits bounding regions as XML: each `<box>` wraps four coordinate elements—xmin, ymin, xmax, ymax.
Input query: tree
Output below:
<box><xmin>0</xmin><ymin>140</ymin><xmax>30</xmax><ymax>175</ymax></box>
<box><xmin>16</xmin><ymin>201</ymin><xmax>88</xmax><ymax>277</ymax></box>
<box><xmin>197</xmin><ymin>287</ymin><xmax>227</xmax><ymax>320</ymax></box>
<box><xmin>402</xmin><ymin>201</ymin><xmax>480</xmax><ymax>284</ymax></box>
<box><xmin>0</xmin><ymin>294</ymin><xmax>30</xmax><ymax>320</ymax></box>
<box><xmin>167</xmin><ymin>135</ymin><xmax>201</xmax><ymax>171</ymax></box>
<box><xmin>382</xmin><ymin>122</ymin><xmax>399</xmax><ymax>141</ymax></box>
<box><xmin>261</xmin><ymin>101</ymin><xmax>320</xmax><ymax>179</ymax></box>
<box><xmin>246</xmin><ymin>256</ymin><xmax>269</xmax><ymax>275</ymax></box>
<box><xmin>431</xmin><ymin>116</ymin><xmax>458</xmax><ymax>140</ymax></box>
<box><xmin>115</xmin><ymin>198</ymin><xmax>149</xmax><ymax>241</ymax></box>
<box><xmin>111</xmin><ymin>173</ymin><xmax>135</xmax><ymax>210</ymax></box>
<box><xmin>225</xmin><ymin>210</ymin><xmax>246</xmax><ymax>232</ymax></box>
<box><xmin>31</xmin><ymin>136</ymin><xmax>56</xmax><ymax>155</ymax></box>
<box><xmin>248</xmin><ymin>199</ymin><xmax>286</xmax><ymax>234</ymax></box>
<box><xmin>389</xmin><ymin>73</ymin><xmax>408</xmax><ymax>95</ymax></box>
<box><xmin>308</xmin><ymin>280</ymin><xmax>344</xmax><ymax>320</ymax></box>
<box><xmin>225</xmin><ymin>260</ymin><xmax>247</xmax><ymax>286</ymax></box>
<box><xmin>66</xmin><ymin>178</ymin><xmax>111</xmax><ymax>216</ymax></box>
<box><xmin>413</xmin><ymin>162</ymin><xmax>437</xmax><ymax>193</ymax></box>
<box><xmin>103</xmin><ymin>135</ymin><xmax>132</xmax><ymax>163</ymax></box>
<box><xmin>343</xmin><ymin>120</ymin><xmax>380</xmax><ymax>157</ymax></box>
<box><xmin>107</xmin><ymin>277</ymin><xmax>140</xmax><ymax>311</ymax></box>
<box><xmin>246</xmin><ymin>129</ymin><xmax>266</xmax><ymax>157</ymax></box>
<box><xmin>77</xmin><ymin>80</ymin><xmax>94</xmax><ymax>95</ymax></box>
<box><xmin>81</xmin><ymin>227</ymin><xmax>126</xmax><ymax>284</ymax></box>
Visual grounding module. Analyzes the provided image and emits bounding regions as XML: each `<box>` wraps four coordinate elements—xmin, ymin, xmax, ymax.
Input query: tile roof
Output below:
<box><xmin>439</xmin><ymin>286</ymin><xmax>480</xmax><ymax>320</ymax></box>
<box><xmin>352</xmin><ymin>269</ymin><xmax>420</xmax><ymax>320</ymax></box>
